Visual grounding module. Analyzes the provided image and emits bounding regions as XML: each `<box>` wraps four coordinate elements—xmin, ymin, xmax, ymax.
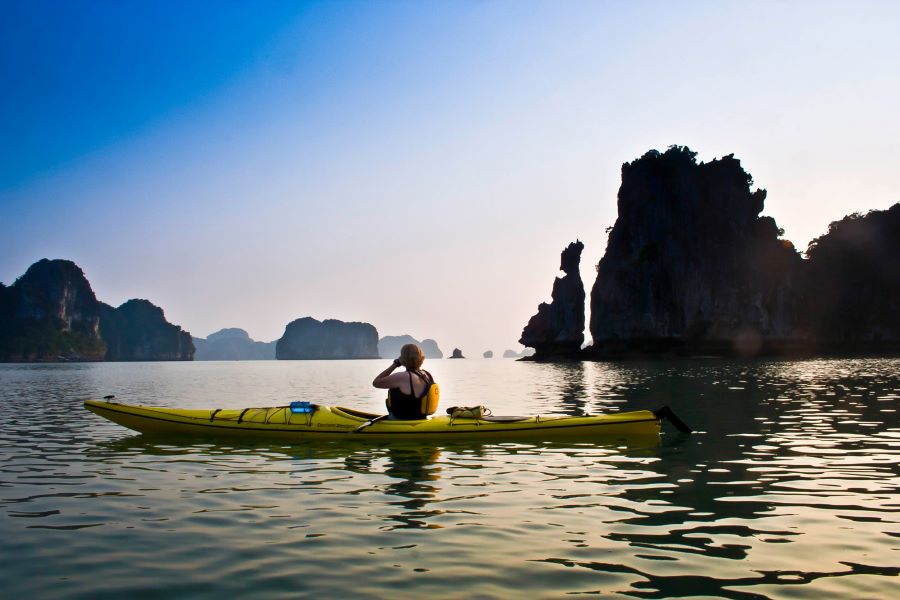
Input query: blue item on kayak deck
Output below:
<box><xmin>290</xmin><ymin>401</ymin><xmax>314</xmax><ymax>414</ymax></box>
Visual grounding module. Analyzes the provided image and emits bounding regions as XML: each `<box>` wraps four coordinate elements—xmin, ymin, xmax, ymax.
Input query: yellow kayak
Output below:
<box><xmin>83</xmin><ymin>399</ymin><xmax>683</xmax><ymax>442</ymax></box>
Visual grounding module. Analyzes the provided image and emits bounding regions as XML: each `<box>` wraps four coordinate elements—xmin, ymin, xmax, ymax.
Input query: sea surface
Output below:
<box><xmin>1</xmin><ymin>358</ymin><xmax>898</xmax><ymax>599</ymax></box>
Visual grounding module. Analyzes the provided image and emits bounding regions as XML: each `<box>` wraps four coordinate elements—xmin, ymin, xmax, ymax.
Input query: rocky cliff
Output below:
<box><xmin>589</xmin><ymin>146</ymin><xmax>807</xmax><ymax>356</ymax></box>
<box><xmin>519</xmin><ymin>240</ymin><xmax>586</xmax><ymax>358</ymax></box>
<box><xmin>276</xmin><ymin>317</ymin><xmax>379</xmax><ymax>359</ymax></box>
<box><xmin>1</xmin><ymin>259</ymin><xmax>194</xmax><ymax>362</ymax></box>
<box><xmin>805</xmin><ymin>203</ymin><xmax>900</xmax><ymax>353</ymax></box>
<box><xmin>0</xmin><ymin>259</ymin><xmax>106</xmax><ymax>361</ymax></box>
<box><xmin>100</xmin><ymin>299</ymin><xmax>194</xmax><ymax>361</ymax></box>
<box><xmin>193</xmin><ymin>328</ymin><xmax>276</xmax><ymax>360</ymax></box>
<box><xmin>378</xmin><ymin>335</ymin><xmax>444</xmax><ymax>359</ymax></box>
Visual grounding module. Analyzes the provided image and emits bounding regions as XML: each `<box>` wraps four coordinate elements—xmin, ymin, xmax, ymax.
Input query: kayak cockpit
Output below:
<box><xmin>331</xmin><ymin>406</ymin><xmax>384</xmax><ymax>420</ymax></box>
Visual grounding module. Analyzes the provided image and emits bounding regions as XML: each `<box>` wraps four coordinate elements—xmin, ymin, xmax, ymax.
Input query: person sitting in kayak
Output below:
<box><xmin>372</xmin><ymin>343</ymin><xmax>439</xmax><ymax>420</ymax></box>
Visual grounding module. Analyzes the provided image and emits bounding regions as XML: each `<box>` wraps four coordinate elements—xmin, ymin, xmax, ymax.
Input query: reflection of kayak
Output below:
<box><xmin>84</xmin><ymin>399</ymin><xmax>686</xmax><ymax>442</ymax></box>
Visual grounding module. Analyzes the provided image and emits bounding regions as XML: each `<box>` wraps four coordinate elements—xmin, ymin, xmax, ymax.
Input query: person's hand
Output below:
<box><xmin>393</xmin><ymin>358</ymin><xmax>401</xmax><ymax>367</ymax></box>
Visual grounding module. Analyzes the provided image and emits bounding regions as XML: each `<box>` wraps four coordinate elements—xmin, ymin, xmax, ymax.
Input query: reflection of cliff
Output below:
<box><xmin>193</xmin><ymin>328</ymin><xmax>276</xmax><ymax>360</ymax></box>
<box><xmin>0</xmin><ymin>259</ymin><xmax>193</xmax><ymax>362</ymax></box>
<box><xmin>276</xmin><ymin>317</ymin><xmax>379</xmax><ymax>359</ymax></box>
<box><xmin>520</xmin><ymin>240</ymin><xmax>585</xmax><ymax>358</ymax></box>
<box><xmin>344</xmin><ymin>446</ymin><xmax>442</xmax><ymax>530</ymax></box>
<box><xmin>556</xmin><ymin>362</ymin><xmax>589</xmax><ymax>415</ymax></box>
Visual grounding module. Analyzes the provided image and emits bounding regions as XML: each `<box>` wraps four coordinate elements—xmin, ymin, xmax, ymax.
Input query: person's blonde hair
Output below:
<box><xmin>399</xmin><ymin>343</ymin><xmax>425</xmax><ymax>369</ymax></box>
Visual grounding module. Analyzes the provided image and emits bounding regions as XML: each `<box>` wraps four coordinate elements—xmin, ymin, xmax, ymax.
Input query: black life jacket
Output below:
<box><xmin>386</xmin><ymin>370</ymin><xmax>439</xmax><ymax>420</ymax></box>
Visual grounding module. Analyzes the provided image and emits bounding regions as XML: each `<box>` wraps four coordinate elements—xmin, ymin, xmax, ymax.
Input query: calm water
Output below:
<box><xmin>1</xmin><ymin>358</ymin><xmax>898</xmax><ymax>599</ymax></box>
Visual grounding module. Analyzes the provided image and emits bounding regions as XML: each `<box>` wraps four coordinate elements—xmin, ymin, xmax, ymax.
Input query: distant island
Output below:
<box><xmin>276</xmin><ymin>317</ymin><xmax>379</xmax><ymax>359</ymax></box>
<box><xmin>483</xmin><ymin>350</ymin><xmax>493</xmax><ymax>358</ymax></box>
<box><xmin>502</xmin><ymin>348</ymin><xmax>535</xmax><ymax>359</ymax></box>
<box><xmin>521</xmin><ymin>145</ymin><xmax>900</xmax><ymax>359</ymax></box>
<box><xmin>378</xmin><ymin>335</ymin><xmax>443</xmax><ymax>359</ymax></box>
<box><xmin>0</xmin><ymin>259</ymin><xmax>193</xmax><ymax>362</ymax></box>
<box><xmin>193</xmin><ymin>328</ymin><xmax>276</xmax><ymax>360</ymax></box>
<box><xmin>449</xmin><ymin>348</ymin><xmax>465</xmax><ymax>359</ymax></box>
<box><xmin>0</xmin><ymin>260</ymin><xmax>410</xmax><ymax>363</ymax></box>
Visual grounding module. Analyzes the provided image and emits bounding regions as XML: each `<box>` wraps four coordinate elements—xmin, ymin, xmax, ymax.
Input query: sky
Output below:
<box><xmin>2</xmin><ymin>1</ymin><xmax>899</xmax><ymax>354</ymax></box>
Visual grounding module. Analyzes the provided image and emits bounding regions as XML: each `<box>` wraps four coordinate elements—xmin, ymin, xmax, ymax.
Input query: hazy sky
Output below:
<box><xmin>2</xmin><ymin>1</ymin><xmax>899</xmax><ymax>354</ymax></box>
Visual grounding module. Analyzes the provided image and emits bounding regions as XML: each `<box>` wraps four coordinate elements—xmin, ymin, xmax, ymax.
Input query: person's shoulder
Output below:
<box><xmin>377</xmin><ymin>371</ymin><xmax>406</xmax><ymax>385</ymax></box>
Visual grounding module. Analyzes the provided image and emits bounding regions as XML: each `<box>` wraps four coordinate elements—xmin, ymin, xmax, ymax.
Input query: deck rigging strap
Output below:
<box><xmin>210</xmin><ymin>409</ymin><xmax>222</xmax><ymax>422</ymax></box>
<box><xmin>237</xmin><ymin>408</ymin><xmax>251</xmax><ymax>424</ymax></box>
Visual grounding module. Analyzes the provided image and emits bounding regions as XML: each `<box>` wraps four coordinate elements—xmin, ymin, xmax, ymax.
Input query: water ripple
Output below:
<box><xmin>1</xmin><ymin>359</ymin><xmax>898</xmax><ymax>598</ymax></box>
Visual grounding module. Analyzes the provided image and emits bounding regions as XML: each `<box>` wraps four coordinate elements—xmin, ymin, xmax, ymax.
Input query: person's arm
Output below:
<box><xmin>373</xmin><ymin>359</ymin><xmax>403</xmax><ymax>388</ymax></box>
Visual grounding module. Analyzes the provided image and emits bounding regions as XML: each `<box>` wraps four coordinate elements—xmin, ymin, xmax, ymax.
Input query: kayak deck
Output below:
<box><xmin>84</xmin><ymin>399</ymin><xmax>662</xmax><ymax>442</ymax></box>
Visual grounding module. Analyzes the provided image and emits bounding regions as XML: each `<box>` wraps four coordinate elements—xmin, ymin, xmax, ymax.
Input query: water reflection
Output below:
<box><xmin>543</xmin><ymin>362</ymin><xmax>590</xmax><ymax>415</ymax></box>
<box><xmin>534</xmin><ymin>556</ymin><xmax>900</xmax><ymax>599</ymax></box>
<box><xmin>345</xmin><ymin>445</ymin><xmax>443</xmax><ymax>531</ymax></box>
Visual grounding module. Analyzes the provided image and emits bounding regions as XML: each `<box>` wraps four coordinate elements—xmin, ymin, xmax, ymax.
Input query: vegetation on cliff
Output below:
<box><xmin>805</xmin><ymin>204</ymin><xmax>900</xmax><ymax>352</ymax></box>
<box><xmin>100</xmin><ymin>299</ymin><xmax>194</xmax><ymax>361</ymax></box>
<box><xmin>0</xmin><ymin>259</ymin><xmax>106</xmax><ymax>361</ymax></box>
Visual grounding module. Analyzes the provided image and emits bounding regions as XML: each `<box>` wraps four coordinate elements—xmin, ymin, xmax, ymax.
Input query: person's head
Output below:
<box><xmin>399</xmin><ymin>343</ymin><xmax>425</xmax><ymax>369</ymax></box>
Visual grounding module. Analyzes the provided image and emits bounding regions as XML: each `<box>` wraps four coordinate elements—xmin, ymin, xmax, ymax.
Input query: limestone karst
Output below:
<box><xmin>519</xmin><ymin>240</ymin><xmax>586</xmax><ymax>358</ymax></box>
<box><xmin>193</xmin><ymin>328</ymin><xmax>276</xmax><ymax>360</ymax></box>
<box><xmin>1</xmin><ymin>259</ymin><xmax>193</xmax><ymax>361</ymax></box>
<box><xmin>276</xmin><ymin>317</ymin><xmax>379</xmax><ymax>359</ymax></box>
<box><xmin>589</xmin><ymin>146</ymin><xmax>805</xmax><ymax>356</ymax></box>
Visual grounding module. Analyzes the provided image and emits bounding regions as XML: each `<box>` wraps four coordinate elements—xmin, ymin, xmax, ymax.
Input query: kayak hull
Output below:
<box><xmin>84</xmin><ymin>399</ymin><xmax>661</xmax><ymax>442</ymax></box>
